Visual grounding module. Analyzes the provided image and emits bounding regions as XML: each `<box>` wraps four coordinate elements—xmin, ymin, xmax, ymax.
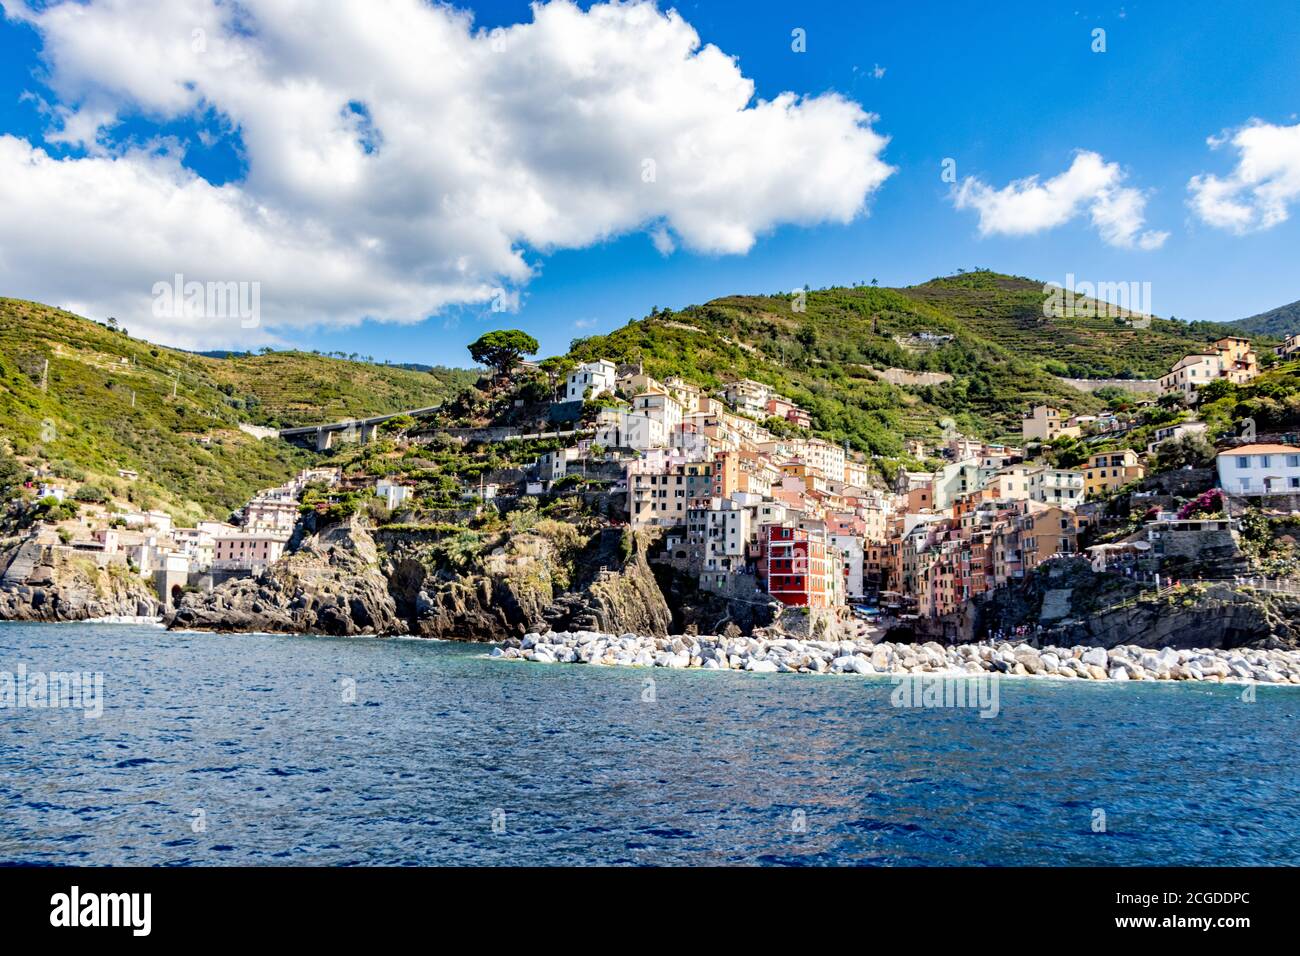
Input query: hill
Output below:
<box><xmin>0</xmin><ymin>298</ymin><xmax>472</xmax><ymax>522</ymax></box>
<box><xmin>203</xmin><ymin>351</ymin><xmax>476</xmax><ymax>427</ymax></box>
<box><xmin>1231</xmin><ymin>299</ymin><xmax>1300</xmax><ymax>339</ymax></box>
<box><xmin>562</xmin><ymin>271</ymin><xmax>1259</xmax><ymax>457</ymax></box>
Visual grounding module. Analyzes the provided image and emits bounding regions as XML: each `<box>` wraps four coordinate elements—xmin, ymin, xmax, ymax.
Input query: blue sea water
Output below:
<box><xmin>0</xmin><ymin>622</ymin><xmax>1297</xmax><ymax>866</ymax></box>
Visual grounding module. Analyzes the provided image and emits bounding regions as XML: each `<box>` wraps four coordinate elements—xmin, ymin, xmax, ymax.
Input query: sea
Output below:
<box><xmin>1</xmin><ymin>622</ymin><xmax>1297</xmax><ymax>866</ymax></box>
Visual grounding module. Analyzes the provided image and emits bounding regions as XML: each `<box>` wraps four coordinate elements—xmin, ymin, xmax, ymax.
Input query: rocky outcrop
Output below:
<box><xmin>656</xmin><ymin>566</ymin><xmax>778</xmax><ymax>636</ymax></box>
<box><xmin>1050</xmin><ymin>584</ymin><xmax>1300</xmax><ymax>650</ymax></box>
<box><xmin>170</xmin><ymin>518</ymin><xmax>403</xmax><ymax>635</ymax></box>
<box><xmin>541</xmin><ymin>531</ymin><xmax>670</xmax><ymax>636</ymax></box>
<box><xmin>916</xmin><ymin>558</ymin><xmax>1299</xmax><ymax>650</ymax></box>
<box><xmin>381</xmin><ymin>527</ymin><xmax>671</xmax><ymax>641</ymax></box>
<box><xmin>753</xmin><ymin>604</ymin><xmax>870</xmax><ymax>644</ymax></box>
<box><xmin>0</xmin><ymin>540</ymin><xmax>161</xmax><ymax>622</ymax></box>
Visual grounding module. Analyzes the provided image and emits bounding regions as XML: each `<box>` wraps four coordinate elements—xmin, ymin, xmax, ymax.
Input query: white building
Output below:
<box><xmin>699</xmin><ymin>497</ymin><xmax>751</xmax><ymax>574</ymax></box>
<box><xmin>632</xmin><ymin>389</ymin><xmax>684</xmax><ymax>433</ymax></box>
<box><xmin>537</xmin><ymin>448</ymin><xmax>577</xmax><ymax>482</ymax></box>
<box><xmin>830</xmin><ymin>533</ymin><xmax>865</xmax><ymax>601</ymax></box>
<box><xmin>243</xmin><ymin>498</ymin><xmax>299</xmax><ymax>533</ymax></box>
<box><xmin>723</xmin><ymin>379</ymin><xmax>770</xmax><ymax>418</ymax></box>
<box><xmin>172</xmin><ymin>527</ymin><xmax>216</xmax><ymax>571</ymax></box>
<box><xmin>1147</xmin><ymin>420</ymin><xmax>1208</xmax><ymax>453</ymax></box>
<box><xmin>1160</xmin><ymin>353</ymin><xmax>1223</xmax><ymax>401</ymax></box>
<box><xmin>565</xmin><ymin>360</ymin><xmax>617</xmax><ymax>402</ymax></box>
<box><xmin>786</xmin><ymin>438</ymin><xmax>846</xmax><ymax>482</ymax></box>
<box><xmin>592</xmin><ymin>410</ymin><xmax>666</xmax><ymax>451</ymax></box>
<box><xmin>122</xmin><ymin>510</ymin><xmax>173</xmax><ymax>535</ymax></box>
<box><xmin>1026</xmin><ymin>467</ymin><xmax>1085</xmax><ymax>506</ymax></box>
<box><xmin>36</xmin><ymin>483</ymin><xmax>66</xmax><ymax>502</ymax></box>
<box><xmin>1217</xmin><ymin>444</ymin><xmax>1300</xmax><ymax>496</ymax></box>
<box><xmin>375</xmin><ymin>480</ymin><xmax>411</xmax><ymax>511</ymax></box>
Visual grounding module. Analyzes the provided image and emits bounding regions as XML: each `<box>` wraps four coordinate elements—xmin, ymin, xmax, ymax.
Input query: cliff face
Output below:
<box><xmin>170</xmin><ymin>518</ymin><xmax>404</xmax><ymax>636</ymax></box>
<box><xmin>381</xmin><ymin>527</ymin><xmax>671</xmax><ymax>641</ymax></box>
<box><xmin>911</xmin><ymin>559</ymin><xmax>1299</xmax><ymax>650</ymax></box>
<box><xmin>1051</xmin><ymin>585</ymin><xmax>1300</xmax><ymax>650</ymax></box>
<box><xmin>0</xmin><ymin>541</ymin><xmax>161</xmax><ymax>622</ymax></box>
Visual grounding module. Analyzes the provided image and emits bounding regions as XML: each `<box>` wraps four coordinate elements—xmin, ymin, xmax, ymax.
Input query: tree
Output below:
<box><xmin>74</xmin><ymin>484</ymin><xmax>109</xmax><ymax>504</ymax></box>
<box><xmin>468</xmin><ymin>330</ymin><xmax>539</xmax><ymax>376</ymax></box>
<box><xmin>0</xmin><ymin>446</ymin><xmax>26</xmax><ymax>499</ymax></box>
<box><xmin>538</xmin><ymin>356</ymin><xmax>574</xmax><ymax>390</ymax></box>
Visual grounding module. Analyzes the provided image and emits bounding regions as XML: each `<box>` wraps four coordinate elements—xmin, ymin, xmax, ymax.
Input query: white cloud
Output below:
<box><xmin>0</xmin><ymin>0</ymin><xmax>895</xmax><ymax>347</ymax></box>
<box><xmin>1188</xmin><ymin>120</ymin><xmax>1300</xmax><ymax>233</ymax></box>
<box><xmin>953</xmin><ymin>151</ymin><xmax>1167</xmax><ymax>250</ymax></box>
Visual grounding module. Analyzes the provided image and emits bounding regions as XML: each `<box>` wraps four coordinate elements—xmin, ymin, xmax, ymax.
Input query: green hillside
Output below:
<box><xmin>0</xmin><ymin>298</ymin><xmax>472</xmax><ymax>522</ymax></box>
<box><xmin>563</xmin><ymin>271</ymin><xmax>1257</xmax><ymax>457</ymax></box>
<box><xmin>1231</xmin><ymin>299</ymin><xmax>1300</xmax><ymax>338</ymax></box>
<box><xmin>205</xmin><ymin>351</ymin><xmax>477</xmax><ymax>427</ymax></box>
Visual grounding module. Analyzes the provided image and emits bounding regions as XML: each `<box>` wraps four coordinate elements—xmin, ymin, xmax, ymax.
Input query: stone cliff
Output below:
<box><xmin>0</xmin><ymin>538</ymin><xmax>161</xmax><ymax>622</ymax></box>
<box><xmin>381</xmin><ymin>526</ymin><xmax>671</xmax><ymax>641</ymax></box>
<box><xmin>909</xmin><ymin>558</ymin><xmax>1300</xmax><ymax>650</ymax></box>
<box><xmin>170</xmin><ymin>517</ymin><xmax>404</xmax><ymax>635</ymax></box>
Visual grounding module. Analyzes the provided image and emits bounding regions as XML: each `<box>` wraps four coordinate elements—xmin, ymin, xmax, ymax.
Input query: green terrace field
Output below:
<box><xmin>904</xmin><ymin>272</ymin><xmax>1252</xmax><ymax>379</ymax></box>
<box><xmin>0</xmin><ymin>298</ymin><xmax>474</xmax><ymax>522</ymax></box>
<box><xmin>204</xmin><ymin>350</ymin><xmax>477</xmax><ymax>428</ymax></box>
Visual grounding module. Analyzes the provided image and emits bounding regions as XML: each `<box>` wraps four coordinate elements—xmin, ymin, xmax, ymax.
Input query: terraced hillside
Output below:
<box><xmin>0</xmin><ymin>299</ymin><xmax>473</xmax><ymax>521</ymax></box>
<box><xmin>564</xmin><ymin>271</ymin><xmax>1266</xmax><ymax>459</ymax></box>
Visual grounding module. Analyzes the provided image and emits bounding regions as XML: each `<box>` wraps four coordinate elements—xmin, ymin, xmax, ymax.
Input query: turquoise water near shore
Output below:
<box><xmin>2</xmin><ymin>622</ymin><xmax>1297</xmax><ymax>866</ymax></box>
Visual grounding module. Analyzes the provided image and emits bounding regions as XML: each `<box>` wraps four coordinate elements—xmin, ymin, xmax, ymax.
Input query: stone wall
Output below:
<box><xmin>1059</xmin><ymin>377</ymin><xmax>1163</xmax><ymax>395</ymax></box>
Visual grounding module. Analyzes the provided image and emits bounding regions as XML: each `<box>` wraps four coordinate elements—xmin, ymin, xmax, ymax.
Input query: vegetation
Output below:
<box><xmin>467</xmin><ymin>329</ymin><xmax>539</xmax><ymax>377</ymax></box>
<box><xmin>0</xmin><ymin>298</ymin><xmax>472</xmax><ymax>521</ymax></box>
<box><xmin>1231</xmin><ymin>299</ymin><xmax>1300</xmax><ymax>339</ymax></box>
<box><xmin>558</xmin><ymin>271</ymin><xmax>1267</xmax><ymax>466</ymax></box>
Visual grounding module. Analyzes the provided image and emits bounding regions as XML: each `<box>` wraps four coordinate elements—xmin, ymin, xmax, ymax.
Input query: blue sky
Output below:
<box><xmin>0</xmin><ymin>0</ymin><xmax>1298</xmax><ymax>366</ymax></box>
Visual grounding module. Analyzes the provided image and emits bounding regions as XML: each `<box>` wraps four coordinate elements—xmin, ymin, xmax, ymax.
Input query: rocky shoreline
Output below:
<box><xmin>491</xmin><ymin>631</ymin><xmax>1300</xmax><ymax>684</ymax></box>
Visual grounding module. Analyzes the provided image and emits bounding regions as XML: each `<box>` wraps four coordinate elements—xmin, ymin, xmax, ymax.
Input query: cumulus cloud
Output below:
<box><xmin>1188</xmin><ymin>120</ymin><xmax>1300</xmax><ymax>233</ymax></box>
<box><xmin>953</xmin><ymin>151</ymin><xmax>1167</xmax><ymax>250</ymax></box>
<box><xmin>0</xmin><ymin>0</ymin><xmax>894</xmax><ymax>347</ymax></box>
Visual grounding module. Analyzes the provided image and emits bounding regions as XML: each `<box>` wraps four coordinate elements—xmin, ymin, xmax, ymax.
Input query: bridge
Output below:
<box><xmin>279</xmin><ymin>405</ymin><xmax>444</xmax><ymax>451</ymax></box>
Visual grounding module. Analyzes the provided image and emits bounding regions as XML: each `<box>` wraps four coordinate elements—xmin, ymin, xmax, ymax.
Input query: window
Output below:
<box><xmin>1236</xmin><ymin>456</ymin><xmax>1251</xmax><ymax>469</ymax></box>
<box><xmin>1289</xmin><ymin>456</ymin><xmax>1300</xmax><ymax>468</ymax></box>
<box><xmin>1260</xmin><ymin>456</ymin><xmax>1272</xmax><ymax>468</ymax></box>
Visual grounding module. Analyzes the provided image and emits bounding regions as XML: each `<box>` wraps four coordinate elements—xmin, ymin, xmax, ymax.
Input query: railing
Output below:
<box><xmin>1236</xmin><ymin>576</ymin><xmax>1300</xmax><ymax>596</ymax></box>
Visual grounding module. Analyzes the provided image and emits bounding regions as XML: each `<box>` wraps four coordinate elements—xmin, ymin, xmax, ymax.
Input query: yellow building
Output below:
<box><xmin>1021</xmin><ymin>405</ymin><xmax>1080</xmax><ymax>443</ymax></box>
<box><xmin>1084</xmin><ymin>449</ymin><xmax>1145</xmax><ymax>498</ymax></box>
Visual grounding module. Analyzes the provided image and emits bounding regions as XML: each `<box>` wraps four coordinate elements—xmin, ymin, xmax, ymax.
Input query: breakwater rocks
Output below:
<box><xmin>492</xmin><ymin>632</ymin><xmax>1300</xmax><ymax>684</ymax></box>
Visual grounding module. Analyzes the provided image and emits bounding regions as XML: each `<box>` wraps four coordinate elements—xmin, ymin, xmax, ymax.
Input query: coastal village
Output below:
<box><xmin>518</xmin><ymin>335</ymin><xmax>1296</xmax><ymax>627</ymax></box>
<box><xmin>5</xmin><ymin>330</ymin><xmax>1297</xmax><ymax>639</ymax></box>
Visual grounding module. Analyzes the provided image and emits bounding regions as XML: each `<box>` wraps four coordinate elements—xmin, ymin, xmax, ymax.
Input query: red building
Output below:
<box><xmin>760</xmin><ymin>525</ymin><xmax>832</xmax><ymax>608</ymax></box>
